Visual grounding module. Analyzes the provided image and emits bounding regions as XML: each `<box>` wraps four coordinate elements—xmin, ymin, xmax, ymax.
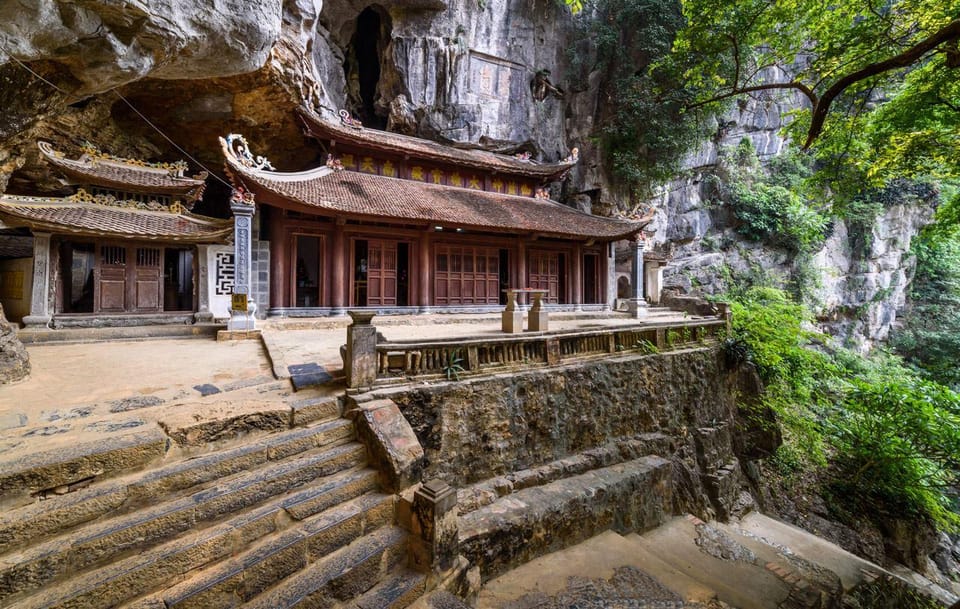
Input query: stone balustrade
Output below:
<box><xmin>372</xmin><ymin>318</ymin><xmax>727</xmax><ymax>383</ymax></box>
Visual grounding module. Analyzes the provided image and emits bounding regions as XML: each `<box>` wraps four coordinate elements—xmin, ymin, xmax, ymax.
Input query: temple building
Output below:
<box><xmin>0</xmin><ymin>142</ymin><xmax>232</xmax><ymax>327</ymax></box>
<box><xmin>220</xmin><ymin>109</ymin><xmax>651</xmax><ymax>317</ymax></box>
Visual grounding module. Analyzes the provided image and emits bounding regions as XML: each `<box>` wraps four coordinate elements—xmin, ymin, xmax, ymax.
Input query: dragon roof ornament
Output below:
<box><xmin>220</xmin><ymin>134</ymin><xmax>275</xmax><ymax>172</ymax></box>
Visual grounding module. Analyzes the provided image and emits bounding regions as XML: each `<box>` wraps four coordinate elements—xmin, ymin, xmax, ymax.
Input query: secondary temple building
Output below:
<box><xmin>221</xmin><ymin>109</ymin><xmax>654</xmax><ymax>317</ymax></box>
<box><xmin>0</xmin><ymin>142</ymin><xmax>232</xmax><ymax>327</ymax></box>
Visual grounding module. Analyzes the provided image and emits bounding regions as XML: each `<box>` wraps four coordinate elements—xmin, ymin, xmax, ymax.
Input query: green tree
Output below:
<box><xmin>670</xmin><ymin>0</ymin><xmax>960</xmax><ymax>187</ymax></box>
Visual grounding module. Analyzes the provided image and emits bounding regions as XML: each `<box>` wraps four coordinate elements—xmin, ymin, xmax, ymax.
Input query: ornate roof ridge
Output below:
<box><xmin>297</xmin><ymin>107</ymin><xmax>578</xmax><ymax>180</ymax></box>
<box><xmin>37</xmin><ymin>141</ymin><xmax>208</xmax><ymax>201</ymax></box>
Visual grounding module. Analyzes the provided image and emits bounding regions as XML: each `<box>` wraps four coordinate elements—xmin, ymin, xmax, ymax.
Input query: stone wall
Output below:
<box><xmin>377</xmin><ymin>347</ymin><xmax>749</xmax><ymax>520</ymax></box>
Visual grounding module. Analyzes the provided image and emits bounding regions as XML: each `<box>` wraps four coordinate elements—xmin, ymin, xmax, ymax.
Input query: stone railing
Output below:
<box><xmin>371</xmin><ymin>317</ymin><xmax>727</xmax><ymax>383</ymax></box>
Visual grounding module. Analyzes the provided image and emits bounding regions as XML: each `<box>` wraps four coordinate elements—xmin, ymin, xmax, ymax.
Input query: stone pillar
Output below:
<box><xmin>605</xmin><ymin>241</ymin><xmax>616</xmax><ymax>311</ymax></box>
<box><xmin>346</xmin><ymin>310</ymin><xmax>378</xmax><ymax>389</ymax></box>
<box><xmin>626</xmin><ymin>237</ymin><xmax>648</xmax><ymax>319</ymax></box>
<box><xmin>194</xmin><ymin>244</ymin><xmax>214</xmax><ymax>323</ymax></box>
<box><xmin>228</xmin><ymin>191</ymin><xmax>257</xmax><ymax>331</ymax></box>
<box><xmin>572</xmin><ymin>243</ymin><xmax>583</xmax><ymax>312</ymax></box>
<box><xmin>418</xmin><ymin>231</ymin><xmax>431</xmax><ymax>314</ymax></box>
<box><xmin>331</xmin><ymin>226</ymin><xmax>346</xmax><ymax>315</ymax></box>
<box><xmin>645</xmin><ymin>261</ymin><xmax>664</xmax><ymax>305</ymax></box>
<box><xmin>409</xmin><ymin>479</ymin><xmax>459</xmax><ymax>573</ymax></box>
<box><xmin>23</xmin><ymin>232</ymin><xmax>52</xmax><ymax>328</ymax></box>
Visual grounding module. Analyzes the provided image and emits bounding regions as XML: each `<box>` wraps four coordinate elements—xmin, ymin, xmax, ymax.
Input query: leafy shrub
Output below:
<box><xmin>828</xmin><ymin>379</ymin><xmax>960</xmax><ymax>529</ymax></box>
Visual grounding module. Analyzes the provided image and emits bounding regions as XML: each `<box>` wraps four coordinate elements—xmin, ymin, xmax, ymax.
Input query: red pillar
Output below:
<box><xmin>268</xmin><ymin>208</ymin><xmax>286</xmax><ymax>308</ymax></box>
<box><xmin>331</xmin><ymin>223</ymin><xmax>346</xmax><ymax>314</ymax></box>
<box><xmin>419</xmin><ymin>231</ymin><xmax>431</xmax><ymax>313</ymax></box>
<box><xmin>572</xmin><ymin>242</ymin><xmax>583</xmax><ymax>311</ymax></box>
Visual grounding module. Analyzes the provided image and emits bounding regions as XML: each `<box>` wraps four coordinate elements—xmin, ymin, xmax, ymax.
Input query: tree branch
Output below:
<box><xmin>803</xmin><ymin>18</ymin><xmax>960</xmax><ymax>148</ymax></box>
<box><xmin>686</xmin><ymin>81</ymin><xmax>817</xmax><ymax>111</ymax></box>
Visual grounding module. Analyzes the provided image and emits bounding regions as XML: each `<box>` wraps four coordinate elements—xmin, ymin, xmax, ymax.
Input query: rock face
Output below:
<box><xmin>0</xmin><ymin>303</ymin><xmax>29</xmax><ymax>384</ymax></box>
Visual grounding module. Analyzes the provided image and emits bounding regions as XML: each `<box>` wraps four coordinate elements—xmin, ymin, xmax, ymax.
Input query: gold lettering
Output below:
<box><xmin>361</xmin><ymin>157</ymin><xmax>376</xmax><ymax>173</ymax></box>
<box><xmin>411</xmin><ymin>166</ymin><xmax>425</xmax><ymax>181</ymax></box>
<box><xmin>520</xmin><ymin>184</ymin><xmax>533</xmax><ymax>196</ymax></box>
<box><xmin>382</xmin><ymin>160</ymin><xmax>396</xmax><ymax>177</ymax></box>
<box><xmin>431</xmin><ymin>169</ymin><xmax>443</xmax><ymax>184</ymax></box>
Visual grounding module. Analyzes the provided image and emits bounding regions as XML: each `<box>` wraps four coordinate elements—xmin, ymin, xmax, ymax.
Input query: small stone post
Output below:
<box><xmin>410</xmin><ymin>479</ymin><xmax>459</xmax><ymax>573</ymax></box>
<box><xmin>23</xmin><ymin>232</ymin><xmax>52</xmax><ymax>328</ymax></box>
<box><xmin>227</xmin><ymin>190</ymin><xmax>257</xmax><ymax>331</ymax></box>
<box><xmin>346</xmin><ymin>310</ymin><xmax>378</xmax><ymax>389</ymax></box>
<box><xmin>501</xmin><ymin>290</ymin><xmax>523</xmax><ymax>333</ymax></box>
<box><xmin>626</xmin><ymin>235</ymin><xmax>648</xmax><ymax>319</ymax></box>
<box><xmin>528</xmin><ymin>291</ymin><xmax>548</xmax><ymax>331</ymax></box>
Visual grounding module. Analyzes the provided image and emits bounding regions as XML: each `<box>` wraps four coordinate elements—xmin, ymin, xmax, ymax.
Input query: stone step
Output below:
<box><xmin>631</xmin><ymin>515</ymin><xmax>811</xmax><ymax>609</ymax></box>
<box><xmin>350</xmin><ymin>567</ymin><xmax>426</xmax><ymax>609</ymax></box>
<box><xmin>0</xmin><ymin>417</ymin><xmax>355</xmax><ymax>554</ymax></box>
<box><xmin>158</xmin><ymin>492</ymin><xmax>394</xmax><ymax>609</ymax></box>
<box><xmin>0</xmin><ymin>441</ymin><xmax>367</xmax><ymax>603</ymax></box>
<box><xmin>240</xmin><ymin>526</ymin><xmax>409</xmax><ymax>609</ymax></box>
<box><xmin>0</xmin><ymin>426</ymin><xmax>168</xmax><ymax>510</ymax></box>
<box><xmin>621</xmin><ymin>533</ymin><xmax>719</xmax><ymax>604</ymax></box>
<box><xmin>459</xmin><ymin>455</ymin><xmax>672</xmax><ymax>581</ymax></box>
<box><xmin>4</xmin><ymin>466</ymin><xmax>379</xmax><ymax>609</ymax></box>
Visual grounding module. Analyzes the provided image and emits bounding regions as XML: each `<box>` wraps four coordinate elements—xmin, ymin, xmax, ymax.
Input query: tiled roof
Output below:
<box><xmin>299</xmin><ymin>108</ymin><xmax>577</xmax><ymax>180</ymax></box>
<box><xmin>0</xmin><ymin>196</ymin><xmax>232</xmax><ymax>242</ymax></box>
<box><xmin>38</xmin><ymin>142</ymin><xmax>207</xmax><ymax>200</ymax></box>
<box><xmin>226</xmin><ymin>159</ymin><xmax>644</xmax><ymax>241</ymax></box>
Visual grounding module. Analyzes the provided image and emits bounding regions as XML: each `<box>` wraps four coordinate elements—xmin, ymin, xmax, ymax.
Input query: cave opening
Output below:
<box><xmin>348</xmin><ymin>6</ymin><xmax>390</xmax><ymax>129</ymax></box>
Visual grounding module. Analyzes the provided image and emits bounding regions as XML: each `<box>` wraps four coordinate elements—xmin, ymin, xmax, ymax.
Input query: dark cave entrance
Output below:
<box><xmin>348</xmin><ymin>6</ymin><xmax>390</xmax><ymax>129</ymax></box>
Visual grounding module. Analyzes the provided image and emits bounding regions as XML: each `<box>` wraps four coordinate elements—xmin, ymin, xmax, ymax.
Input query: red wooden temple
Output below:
<box><xmin>221</xmin><ymin>109</ymin><xmax>648</xmax><ymax>316</ymax></box>
<box><xmin>0</xmin><ymin>142</ymin><xmax>231</xmax><ymax>326</ymax></box>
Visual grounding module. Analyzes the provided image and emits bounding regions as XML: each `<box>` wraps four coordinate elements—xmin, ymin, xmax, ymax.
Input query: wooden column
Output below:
<box><xmin>268</xmin><ymin>208</ymin><xmax>286</xmax><ymax>308</ymax></box>
<box><xmin>572</xmin><ymin>242</ymin><xmax>583</xmax><ymax>311</ymax></box>
<box><xmin>418</xmin><ymin>230</ymin><xmax>431</xmax><ymax>313</ymax></box>
<box><xmin>516</xmin><ymin>238</ymin><xmax>527</xmax><ymax>308</ymax></box>
<box><xmin>331</xmin><ymin>221</ymin><xmax>346</xmax><ymax>315</ymax></box>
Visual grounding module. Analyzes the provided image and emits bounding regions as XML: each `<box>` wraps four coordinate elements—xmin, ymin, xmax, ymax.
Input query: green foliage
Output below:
<box><xmin>892</xmin><ymin>190</ymin><xmax>960</xmax><ymax>389</ymax></box>
<box><xmin>714</xmin><ymin>141</ymin><xmax>828</xmax><ymax>255</ymax></box>
<box><xmin>672</xmin><ymin>0</ymin><xmax>960</xmax><ymax>186</ymax></box>
<box><xmin>726</xmin><ymin>287</ymin><xmax>960</xmax><ymax>529</ymax></box>
<box><xmin>828</xmin><ymin>379</ymin><xmax>960</xmax><ymax>528</ymax></box>
<box><xmin>576</xmin><ymin>0</ymin><xmax>706</xmax><ymax>199</ymax></box>
<box><xmin>442</xmin><ymin>350</ymin><xmax>465</xmax><ymax>381</ymax></box>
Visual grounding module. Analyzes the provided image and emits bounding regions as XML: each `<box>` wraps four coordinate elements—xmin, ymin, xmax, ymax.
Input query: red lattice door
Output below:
<box><xmin>528</xmin><ymin>250</ymin><xmax>560</xmax><ymax>304</ymax></box>
<box><xmin>134</xmin><ymin>247</ymin><xmax>162</xmax><ymax>312</ymax></box>
<box><xmin>366</xmin><ymin>240</ymin><xmax>398</xmax><ymax>306</ymax></box>
<box><xmin>97</xmin><ymin>245</ymin><xmax>127</xmax><ymax>312</ymax></box>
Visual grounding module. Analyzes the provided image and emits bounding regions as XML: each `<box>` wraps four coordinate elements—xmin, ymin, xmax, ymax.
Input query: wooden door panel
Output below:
<box><xmin>99</xmin><ymin>278</ymin><xmax>126</xmax><ymax>312</ymax></box>
<box><xmin>366</xmin><ymin>239</ymin><xmax>398</xmax><ymax>306</ymax></box>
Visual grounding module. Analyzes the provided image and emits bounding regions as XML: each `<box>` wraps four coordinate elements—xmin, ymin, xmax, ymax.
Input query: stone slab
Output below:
<box><xmin>349</xmin><ymin>398</ymin><xmax>424</xmax><ymax>493</ymax></box>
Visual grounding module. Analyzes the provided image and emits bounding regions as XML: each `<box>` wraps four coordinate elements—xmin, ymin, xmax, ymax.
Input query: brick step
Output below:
<box><xmin>240</xmin><ymin>526</ymin><xmax>409</xmax><ymax>609</ymax></box>
<box><xmin>0</xmin><ymin>417</ymin><xmax>355</xmax><ymax>555</ymax></box>
<box><xmin>0</xmin><ymin>440</ymin><xmax>367</xmax><ymax>604</ymax></box>
<box><xmin>350</xmin><ymin>568</ymin><xmax>426</xmax><ymax>609</ymax></box>
<box><xmin>3</xmin><ymin>466</ymin><xmax>379</xmax><ymax>609</ymax></box>
<box><xmin>153</xmin><ymin>492</ymin><xmax>393</xmax><ymax>609</ymax></box>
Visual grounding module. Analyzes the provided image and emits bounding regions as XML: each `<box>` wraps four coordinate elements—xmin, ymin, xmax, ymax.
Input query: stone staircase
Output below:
<box><xmin>0</xmin><ymin>397</ymin><xmax>426</xmax><ymax>609</ymax></box>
